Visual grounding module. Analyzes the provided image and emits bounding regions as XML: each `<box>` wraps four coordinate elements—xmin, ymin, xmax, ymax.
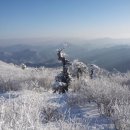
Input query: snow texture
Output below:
<box><xmin>1</xmin><ymin>60</ymin><xmax>130</xmax><ymax>130</ymax></box>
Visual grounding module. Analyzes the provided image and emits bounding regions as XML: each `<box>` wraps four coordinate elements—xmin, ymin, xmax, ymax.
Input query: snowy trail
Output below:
<box><xmin>46</xmin><ymin>92</ymin><xmax>116</xmax><ymax>130</ymax></box>
<box><xmin>69</xmin><ymin>104</ymin><xmax>115</xmax><ymax>130</ymax></box>
<box><xmin>0</xmin><ymin>91</ymin><xmax>116</xmax><ymax>130</ymax></box>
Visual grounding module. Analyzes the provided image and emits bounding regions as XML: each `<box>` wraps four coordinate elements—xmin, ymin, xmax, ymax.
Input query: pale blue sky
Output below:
<box><xmin>0</xmin><ymin>0</ymin><xmax>130</xmax><ymax>39</ymax></box>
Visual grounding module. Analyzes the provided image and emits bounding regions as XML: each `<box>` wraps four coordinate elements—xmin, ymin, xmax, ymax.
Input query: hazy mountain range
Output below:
<box><xmin>0</xmin><ymin>38</ymin><xmax>130</xmax><ymax>72</ymax></box>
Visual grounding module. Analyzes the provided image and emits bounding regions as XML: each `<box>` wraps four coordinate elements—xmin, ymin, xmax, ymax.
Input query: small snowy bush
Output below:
<box><xmin>0</xmin><ymin>63</ymin><xmax>54</xmax><ymax>92</ymax></box>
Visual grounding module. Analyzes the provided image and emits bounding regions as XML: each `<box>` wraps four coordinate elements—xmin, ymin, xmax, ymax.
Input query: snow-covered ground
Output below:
<box><xmin>0</xmin><ymin>60</ymin><xmax>130</xmax><ymax>130</ymax></box>
<box><xmin>0</xmin><ymin>90</ymin><xmax>115</xmax><ymax>130</ymax></box>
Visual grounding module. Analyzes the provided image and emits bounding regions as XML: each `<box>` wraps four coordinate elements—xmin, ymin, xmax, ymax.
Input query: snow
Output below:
<box><xmin>0</xmin><ymin>89</ymin><xmax>115</xmax><ymax>130</ymax></box>
<box><xmin>45</xmin><ymin>92</ymin><xmax>115</xmax><ymax>130</ymax></box>
<box><xmin>0</xmin><ymin>60</ymin><xmax>118</xmax><ymax>129</ymax></box>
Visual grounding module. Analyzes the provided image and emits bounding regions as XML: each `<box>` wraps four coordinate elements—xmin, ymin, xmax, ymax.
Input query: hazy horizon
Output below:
<box><xmin>0</xmin><ymin>37</ymin><xmax>130</xmax><ymax>46</ymax></box>
<box><xmin>0</xmin><ymin>0</ymin><xmax>130</xmax><ymax>40</ymax></box>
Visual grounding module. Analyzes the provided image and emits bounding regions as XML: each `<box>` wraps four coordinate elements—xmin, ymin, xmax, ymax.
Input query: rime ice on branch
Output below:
<box><xmin>52</xmin><ymin>48</ymin><xmax>101</xmax><ymax>93</ymax></box>
<box><xmin>53</xmin><ymin>49</ymin><xmax>71</xmax><ymax>94</ymax></box>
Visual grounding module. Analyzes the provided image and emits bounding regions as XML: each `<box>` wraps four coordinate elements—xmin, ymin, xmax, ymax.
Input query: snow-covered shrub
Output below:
<box><xmin>0</xmin><ymin>91</ymin><xmax>44</xmax><ymax>130</ymax></box>
<box><xmin>21</xmin><ymin>63</ymin><xmax>27</xmax><ymax>70</ymax></box>
<box><xmin>69</xmin><ymin>60</ymin><xmax>88</xmax><ymax>78</ymax></box>
<box><xmin>110</xmin><ymin>100</ymin><xmax>130</xmax><ymax>130</ymax></box>
<box><xmin>40</xmin><ymin>105</ymin><xmax>62</xmax><ymax>123</ymax></box>
<box><xmin>0</xmin><ymin>63</ymin><xmax>54</xmax><ymax>92</ymax></box>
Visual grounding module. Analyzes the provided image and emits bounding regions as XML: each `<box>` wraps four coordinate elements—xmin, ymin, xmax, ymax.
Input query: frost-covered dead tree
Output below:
<box><xmin>53</xmin><ymin>49</ymin><xmax>71</xmax><ymax>93</ymax></box>
<box><xmin>52</xmin><ymin>48</ymin><xmax>103</xmax><ymax>93</ymax></box>
<box><xmin>89</xmin><ymin>64</ymin><xmax>100</xmax><ymax>79</ymax></box>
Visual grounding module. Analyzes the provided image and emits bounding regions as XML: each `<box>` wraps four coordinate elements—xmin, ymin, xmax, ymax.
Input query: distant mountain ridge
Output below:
<box><xmin>0</xmin><ymin>38</ymin><xmax>130</xmax><ymax>72</ymax></box>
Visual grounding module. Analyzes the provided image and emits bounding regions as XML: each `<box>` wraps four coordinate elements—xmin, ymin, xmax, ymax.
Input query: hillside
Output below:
<box><xmin>0</xmin><ymin>60</ymin><xmax>130</xmax><ymax>129</ymax></box>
